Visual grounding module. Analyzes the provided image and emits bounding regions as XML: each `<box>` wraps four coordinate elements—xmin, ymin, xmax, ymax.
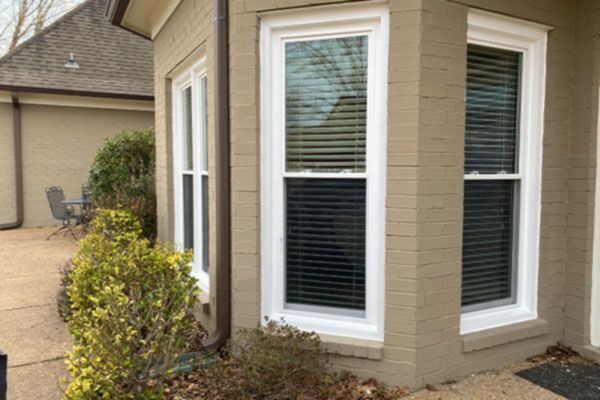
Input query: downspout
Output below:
<box><xmin>201</xmin><ymin>0</ymin><xmax>231</xmax><ymax>350</ymax></box>
<box><xmin>0</xmin><ymin>92</ymin><xmax>23</xmax><ymax>230</ymax></box>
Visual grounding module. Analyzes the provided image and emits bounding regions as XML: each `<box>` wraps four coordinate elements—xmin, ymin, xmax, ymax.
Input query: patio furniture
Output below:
<box><xmin>45</xmin><ymin>186</ymin><xmax>84</xmax><ymax>240</ymax></box>
<box><xmin>81</xmin><ymin>183</ymin><xmax>91</xmax><ymax>211</ymax></box>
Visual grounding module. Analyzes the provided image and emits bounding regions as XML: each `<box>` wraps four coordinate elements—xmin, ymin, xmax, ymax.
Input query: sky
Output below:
<box><xmin>0</xmin><ymin>0</ymin><xmax>84</xmax><ymax>55</ymax></box>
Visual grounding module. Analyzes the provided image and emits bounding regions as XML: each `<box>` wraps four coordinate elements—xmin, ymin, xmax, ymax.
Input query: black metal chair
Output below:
<box><xmin>81</xmin><ymin>183</ymin><xmax>91</xmax><ymax>210</ymax></box>
<box><xmin>45</xmin><ymin>186</ymin><xmax>84</xmax><ymax>240</ymax></box>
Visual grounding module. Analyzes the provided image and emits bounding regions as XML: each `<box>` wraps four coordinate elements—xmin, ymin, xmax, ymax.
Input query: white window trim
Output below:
<box><xmin>172</xmin><ymin>58</ymin><xmax>210</xmax><ymax>293</ymax></box>
<box><xmin>591</xmin><ymin>90</ymin><xmax>600</xmax><ymax>347</ymax></box>
<box><xmin>461</xmin><ymin>10</ymin><xmax>549</xmax><ymax>335</ymax></box>
<box><xmin>260</xmin><ymin>4</ymin><xmax>389</xmax><ymax>341</ymax></box>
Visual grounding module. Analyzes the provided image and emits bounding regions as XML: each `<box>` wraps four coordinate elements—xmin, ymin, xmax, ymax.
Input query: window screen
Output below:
<box><xmin>462</xmin><ymin>44</ymin><xmax>521</xmax><ymax>309</ymax></box>
<box><xmin>284</xmin><ymin>35</ymin><xmax>368</xmax><ymax>315</ymax></box>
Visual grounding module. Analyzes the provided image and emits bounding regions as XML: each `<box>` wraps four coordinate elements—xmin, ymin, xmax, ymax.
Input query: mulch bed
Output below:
<box><xmin>166</xmin><ymin>368</ymin><xmax>409</xmax><ymax>399</ymax></box>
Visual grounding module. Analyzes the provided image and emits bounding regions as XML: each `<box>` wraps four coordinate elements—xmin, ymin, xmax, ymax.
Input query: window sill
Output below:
<box><xmin>268</xmin><ymin>311</ymin><xmax>382</xmax><ymax>341</ymax></box>
<box><xmin>461</xmin><ymin>318</ymin><xmax>549</xmax><ymax>353</ymax></box>
<box><xmin>461</xmin><ymin>304</ymin><xmax>537</xmax><ymax>335</ymax></box>
<box><xmin>319</xmin><ymin>333</ymin><xmax>383</xmax><ymax>360</ymax></box>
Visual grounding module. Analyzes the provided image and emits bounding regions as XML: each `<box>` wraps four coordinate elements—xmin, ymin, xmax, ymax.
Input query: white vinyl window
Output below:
<box><xmin>173</xmin><ymin>59</ymin><xmax>209</xmax><ymax>291</ymax></box>
<box><xmin>261</xmin><ymin>5</ymin><xmax>388</xmax><ymax>340</ymax></box>
<box><xmin>461</xmin><ymin>10</ymin><xmax>549</xmax><ymax>334</ymax></box>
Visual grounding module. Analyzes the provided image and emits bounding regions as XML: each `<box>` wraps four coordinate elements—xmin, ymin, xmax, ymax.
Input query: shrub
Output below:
<box><xmin>64</xmin><ymin>209</ymin><xmax>200</xmax><ymax>399</ymax></box>
<box><xmin>57</xmin><ymin>260</ymin><xmax>74</xmax><ymax>322</ymax></box>
<box><xmin>88</xmin><ymin>128</ymin><xmax>156</xmax><ymax>238</ymax></box>
<box><xmin>197</xmin><ymin>320</ymin><xmax>332</xmax><ymax>399</ymax></box>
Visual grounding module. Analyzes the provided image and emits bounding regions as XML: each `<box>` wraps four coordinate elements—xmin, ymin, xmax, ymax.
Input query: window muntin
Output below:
<box><xmin>462</xmin><ymin>44</ymin><xmax>522</xmax><ymax>311</ymax></box>
<box><xmin>173</xmin><ymin>61</ymin><xmax>209</xmax><ymax>289</ymax></box>
<box><xmin>261</xmin><ymin>6</ymin><xmax>388</xmax><ymax>341</ymax></box>
<box><xmin>461</xmin><ymin>10</ymin><xmax>548</xmax><ymax>334</ymax></box>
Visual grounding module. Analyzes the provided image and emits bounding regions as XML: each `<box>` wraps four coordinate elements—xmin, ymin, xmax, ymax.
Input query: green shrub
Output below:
<box><xmin>64</xmin><ymin>209</ymin><xmax>200</xmax><ymax>399</ymax></box>
<box><xmin>57</xmin><ymin>260</ymin><xmax>74</xmax><ymax>322</ymax></box>
<box><xmin>88</xmin><ymin>128</ymin><xmax>156</xmax><ymax>238</ymax></box>
<box><xmin>198</xmin><ymin>320</ymin><xmax>332</xmax><ymax>399</ymax></box>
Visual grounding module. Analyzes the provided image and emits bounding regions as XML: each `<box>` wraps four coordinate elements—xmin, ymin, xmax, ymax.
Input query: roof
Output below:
<box><xmin>0</xmin><ymin>0</ymin><xmax>153</xmax><ymax>100</ymax></box>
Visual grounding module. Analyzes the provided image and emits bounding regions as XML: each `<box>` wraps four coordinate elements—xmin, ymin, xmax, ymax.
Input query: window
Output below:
<box><xmin>173</xmin><ymin>59</ymin><xmax>209</xmax><ymax>291</ymax></box>
<box><xmin>261</xmin><ymin>5</ymin><xmax>388</xmax><ymax>340</ymax></box>
<box><xmin>461</xmin><ymin>10</ymin><xmax>549</xmax><ymax>334</ymax></box>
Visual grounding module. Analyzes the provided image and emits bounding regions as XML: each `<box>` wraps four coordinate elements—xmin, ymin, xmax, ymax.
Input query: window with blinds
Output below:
<box><xmin>284</xmin><ymin>35</ymin><xmax>368</xmax><ymax>315</ymax></box>
<box><xmin>173</xmin><ymin>62</ymin><xmax>210</xmax><ymax>288</ymax></box>
<box><xmin>462</xmin><ymin>44</ymin><xmax>522</xmax><ymax>310</ymax></box>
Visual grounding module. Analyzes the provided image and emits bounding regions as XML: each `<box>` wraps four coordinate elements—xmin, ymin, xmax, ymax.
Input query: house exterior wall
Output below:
<box><xmin>563</xmin><ymin>0</ymin><xmax>600</xmax><ymax>357</ymax></box>
<box><xmin>0</xmin><ymin>101</ymin><xmax>154</xmax><ymax>228</ymax></box>
<box><xmin>152</xmin><ymin>0</ymin><xmax>600</xmax><ymax>388</ymax></box>
<box><xmin>0</xmin><ymin>102</ymin><xmax>16</xmax><ymax>224</ymax></box>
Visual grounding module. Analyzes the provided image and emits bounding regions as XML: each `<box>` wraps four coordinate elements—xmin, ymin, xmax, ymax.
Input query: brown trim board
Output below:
<box><xmin>0</xmin><ymin>85</ymin><xmax>154</xmax><ymax>101</ymax></box>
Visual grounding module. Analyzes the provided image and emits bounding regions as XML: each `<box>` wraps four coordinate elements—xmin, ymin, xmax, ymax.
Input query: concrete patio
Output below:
<box><xmin>0</xmin><ymin>227</ymin><xmax>77</xmax><ymax>400</ymax></box>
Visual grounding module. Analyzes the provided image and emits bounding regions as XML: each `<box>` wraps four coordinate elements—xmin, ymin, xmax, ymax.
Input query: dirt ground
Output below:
<box><xmin>404</xmin><ymin>361</ymin><xmax>565</xmax><ymax>399</ymax></box>
<box><xmin>0</xmin><ymin>227</ymin><xmax>78</xmax><ymax>400</ymax></box>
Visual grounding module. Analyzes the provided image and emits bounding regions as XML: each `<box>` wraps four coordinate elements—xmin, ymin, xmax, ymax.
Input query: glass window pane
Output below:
<box><xmin>201</xmin><ymin>175</ymin><xmax>209</xmax><ymax>273</ymax></box>
<box><xmin>285</xmin><ymin>178</ymin><xmax>366</xmax><ymax>313</ymax></box>
<box><xmin>462</xmin><ymin>180</ymin><xmax>517</xmax><ymax>308</ymax></box>
<box><xmin>285</xmin><ymin>36</ymin><xmax>368</xmax><ymax>173</ymax></box>
<box><xmin>182</xmin><ymin>174</ymin><xmax>194</xmax><ymax>251</ymax></box>
<box><xmin>201</xmin><ymin>76</ymin><xmax>208</xmax><ymax>172</ymax></box>
<box><xmin>465</xmin><ymin>45</ymin><xmax>521</xmax><ymax>175</ymax></box>
<box><xmin>182</xmin><ymin>87</ymin><xmax>193</xmax><ymax>171</ymax></box>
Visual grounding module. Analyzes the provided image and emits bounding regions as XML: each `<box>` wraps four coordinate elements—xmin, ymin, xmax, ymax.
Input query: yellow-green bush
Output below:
<box><xmin>64</xmin><ymin>209</ymin><xmax>200</xmax><ymax>399</ymax></box>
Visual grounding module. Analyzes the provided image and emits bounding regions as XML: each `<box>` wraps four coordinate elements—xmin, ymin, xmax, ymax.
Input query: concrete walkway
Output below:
<box><xmin>0</xmin><ymin>227</ymin><xmax>78</xmax><ymax>400</ymax></box>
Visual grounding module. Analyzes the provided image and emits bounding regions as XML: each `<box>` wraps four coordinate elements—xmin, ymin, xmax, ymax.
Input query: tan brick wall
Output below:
<box><xmin>0</xmin><ymin>102</ymin><xmax>16</xmax><ymax>225</ymax></box>
<box><xmin>153</xmin><ymin>0</ymin><xmax>218</xmax><ymax>329</ymax></box>
<box><xmin>152</xmin><ymin>0</ymin><xmax>596</xmax><ymax>389</ymax></box>
<box><xmin>563</xmin><ymin>0</ymin><xmax>600</xmax><ymax>352</ymax></box>
<box><xmin>0</xmin><ymin>103</ymin><xmax>154</xmax><ymax>228</ymax></box>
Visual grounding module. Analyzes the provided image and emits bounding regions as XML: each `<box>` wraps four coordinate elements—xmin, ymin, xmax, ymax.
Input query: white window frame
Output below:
<box><xmin>260</xmin><ymin>5</ymin><xmax>388</xmax><ymax>341</ymax></box>
<box><xmin>461</xmin><ymin>10</ymin><xmax>549</xmax><ymax>334</ymax></box>
<box><xmin>172</xmin><ymin>58</ymin><xmax>210</xmax><ymax>292</ymax></box>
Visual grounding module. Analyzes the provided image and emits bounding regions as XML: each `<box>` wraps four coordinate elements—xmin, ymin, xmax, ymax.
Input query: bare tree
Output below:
<box><xmin>0</xmin><ymin>0</ymin><xmax>81</xmax><ymax>54</ymax></box>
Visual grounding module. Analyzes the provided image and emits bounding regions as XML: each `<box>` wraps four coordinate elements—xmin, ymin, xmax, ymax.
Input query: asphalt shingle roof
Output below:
<box><xmin>0</xmin><ymin>0</ymin><xmax>153</xmax><ymax>99</ymax></box>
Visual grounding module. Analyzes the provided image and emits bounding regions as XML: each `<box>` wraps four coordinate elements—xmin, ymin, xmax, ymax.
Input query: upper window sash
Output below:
<box><xmin>460</xmin><ymin>10</ymin><xmax>549</xmax><ymax>334</ymax></box>
<box><xmin>260</xmin><ymin>5</ymin><xmax>389</xmax><ymax>341</ymax></box>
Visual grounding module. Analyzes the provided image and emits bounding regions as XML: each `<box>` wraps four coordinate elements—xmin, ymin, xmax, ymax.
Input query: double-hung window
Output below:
<box><xmin>461</xmin><ymin>10</ymin><xmax>548</xmax><ymax>334</ymax></box>
<box><xmin>261</xmin><ymin>6</ymin><xmax>388</xmax><ymax>340</ymax></box>
<box><xmin>173</xmin><ymin>59</ymin><xmax>209</xmax><ymax>291</ymax></box>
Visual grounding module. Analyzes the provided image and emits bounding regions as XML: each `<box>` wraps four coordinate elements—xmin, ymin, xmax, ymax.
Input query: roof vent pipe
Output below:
<box><xmin>0</xmin><ymin>92</ymin><xmax>23</xmax><ymax>230</ymax></box>
<box><xmin>65</xmin><ymin>53</ymin><xmax>80</xmax><ymax>69</ymax></box>
<box><xmin>201</xmin><ymin>0</ymin><xmax>231</xmax><ymax>350</ymax></box>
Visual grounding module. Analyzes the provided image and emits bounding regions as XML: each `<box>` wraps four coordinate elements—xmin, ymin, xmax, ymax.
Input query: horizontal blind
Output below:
<box><xmin>285</xmin><ymin>178</ymin><xmax>366</xmax><ymax>312</ymax></box>
<box><xmin>462</xmin><ymin>180</ymin><xmax>516</xmax><ymax>307</ymax></box>
<box><xmin>465</xmin><ymin>44</ymin><xmax>520</xmax><ymax>174</ymax></box>
<box><xmin>285</xmin><ymin>36</ymin><xmax>368</xmax><ymax>173</ymax></box>
<box><xmin>183</xmin><ymin>86</ymin><xmax>193</xmax><ymax>171</ymax></box>
<box><xmin>182</xmin><ymin>174</ymin><xmax>194</xmax><ymax>251</ymax></box>
<box><xmin>462</xmin><ymin>44</ymin><xmax>521</xmax><ymax>309</ymax></box>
